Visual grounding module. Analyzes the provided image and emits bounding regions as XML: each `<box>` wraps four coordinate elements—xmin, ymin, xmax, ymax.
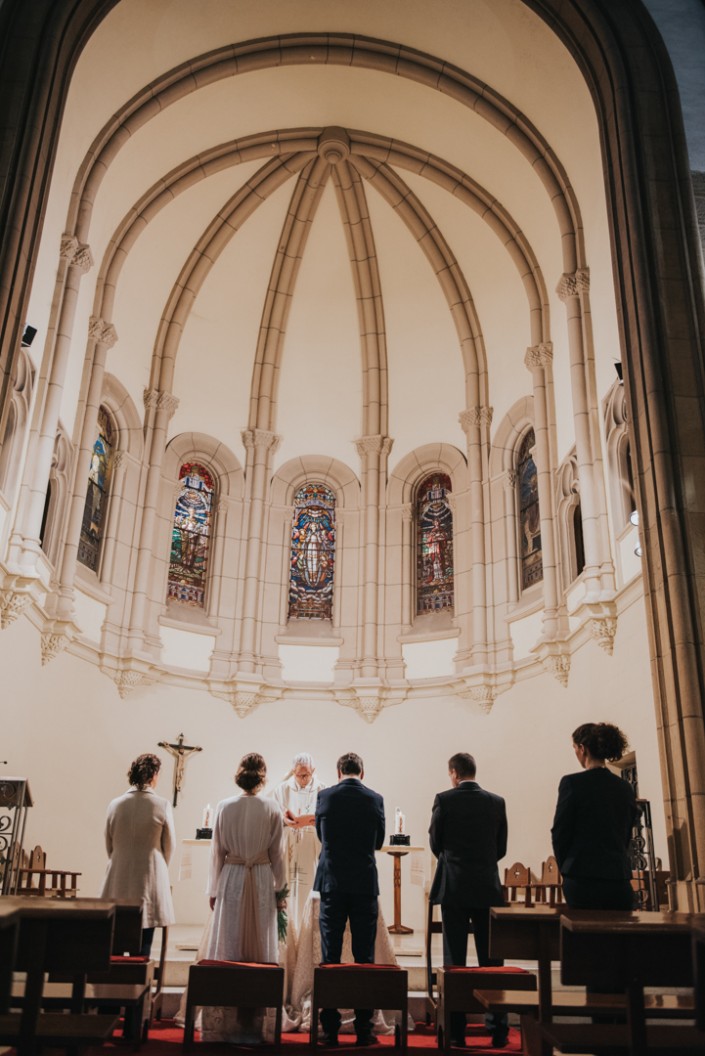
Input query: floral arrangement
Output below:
<box><xmin>276</xmin><ymin>884</ymin><xmax>289</xmax><ymax>942</ymax></box>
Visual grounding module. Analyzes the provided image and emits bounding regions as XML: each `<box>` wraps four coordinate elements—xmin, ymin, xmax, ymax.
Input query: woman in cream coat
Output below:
<box><xmin>101</xmin><ymin>752</ymin><xmax>176</xmax><ymax>955</ymax></box>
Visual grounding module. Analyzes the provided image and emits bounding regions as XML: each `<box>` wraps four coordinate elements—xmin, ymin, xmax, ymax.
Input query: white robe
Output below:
<box><xmin>271</xmin><ymin>775</ymin><xmax>325</xmax><ymax>930</ymax></box>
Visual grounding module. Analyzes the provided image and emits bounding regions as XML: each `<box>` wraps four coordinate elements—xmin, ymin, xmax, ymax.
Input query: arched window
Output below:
<box><xmin>572</xmin><ymin>501</ymin><xmax>586</xmax><ymax>578</ymax></box>
<box><xmin>167</xmin><ymin>462</ymin><xmax>215</xmax><ymax>608</ymax></box>
<box><xmin>517</xmin><ymin>429</ymin><xmax>543</xmax><ymax>590</ymax></box>
<box><xmin>288</xmin><ymin>482</ymin><xmax>336</xmax><ymax>620</ymax></box>
<box><xmin>416</xmin><ymin>472</ymin><xmax>454</xmax><ymax>614</ymax></box>
<box><xmin>78</xmin><ymin>406</ymin><xmax>116</xmax><ymax>572</ymax></box>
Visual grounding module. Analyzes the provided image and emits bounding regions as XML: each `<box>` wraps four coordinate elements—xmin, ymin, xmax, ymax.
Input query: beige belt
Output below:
<box><xmin>223</xmin><ymin>852</ymin><xmax>270</xmax><ymax>959</ymax></box>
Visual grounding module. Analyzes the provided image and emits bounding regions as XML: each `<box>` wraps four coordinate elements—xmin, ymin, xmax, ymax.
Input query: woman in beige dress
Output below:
<box><xmin>201</xmin><ymin>753</ymin><xmax>287</xmax><ymax>1042</ymax></box>
<box><xmin>101</xmin><ymin>752</ymin><xmax>176</xmax><ymax>957</ymax></box>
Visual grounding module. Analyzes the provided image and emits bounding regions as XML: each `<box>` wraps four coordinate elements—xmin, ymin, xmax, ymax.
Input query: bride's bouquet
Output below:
<box><xmin>275</xmin><ymin>884</ymin><xmax>289</xmax><ymax>941</ymax></box>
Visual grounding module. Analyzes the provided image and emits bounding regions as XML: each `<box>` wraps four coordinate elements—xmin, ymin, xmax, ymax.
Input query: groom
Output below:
<box><xmin>313</xmin><ymin>752</ymin><xmax>386</xmax><ymax>1047</ymax></box>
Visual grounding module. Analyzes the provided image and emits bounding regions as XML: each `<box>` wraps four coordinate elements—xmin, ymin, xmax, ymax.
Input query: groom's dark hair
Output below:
<box><xmin>337</xmin><ymin>752</ymin><xmax>364</xmax><ymax>776</ymax></box>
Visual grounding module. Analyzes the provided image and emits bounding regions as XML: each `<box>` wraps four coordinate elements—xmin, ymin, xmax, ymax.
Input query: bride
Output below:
<box><xmin>200</xmin><ymin>752</ymin><xmax>287</xmax><ymax>1041</ymax></box>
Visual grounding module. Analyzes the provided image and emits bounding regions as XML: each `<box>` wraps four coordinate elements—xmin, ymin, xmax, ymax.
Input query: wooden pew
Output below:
<box><xmin>45</xmin><ymin>900</ymin><xmax>154</xmax><ymax>1047</ymax></box>
<box><xmin>0</xmin><ymin>902</ymin><xmax>20</xmax><ymax>1013</ymax></box>
<box><xmin>542</xmin><ymin>911</ymin><xmax>704</xmax><ymax>1055</ymax></box>
<box><xmin>474</xmin><ymin>906</ymin><xmax>697</xmax><ymax>1056</ymax></box>
<box><xmin>0</xmin><ymin>896</ymin><xmax>119</xmax><ymax>1056</ymax></box>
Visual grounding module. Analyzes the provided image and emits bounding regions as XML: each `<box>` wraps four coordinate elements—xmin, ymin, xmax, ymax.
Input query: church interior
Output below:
<box><xmin>1</xmin><ymin>0</ymin><xmax>704</xmax><ymax>965</ymax></box>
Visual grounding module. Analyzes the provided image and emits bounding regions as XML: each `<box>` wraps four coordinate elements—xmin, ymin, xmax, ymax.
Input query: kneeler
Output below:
<box><xmin>183</xmin><ymin>959</ymin><xmax>284</xmax><ymax>1052</ymax></box>
<box><xmin>310</xmin><ymin>964</ymin><xmax>408</xmax><ymax>1052</ymax></box>
<box><xmin>436</xmin><ymin>965</ymin><xmax>536</xmax><ymax>1055</ymax></box>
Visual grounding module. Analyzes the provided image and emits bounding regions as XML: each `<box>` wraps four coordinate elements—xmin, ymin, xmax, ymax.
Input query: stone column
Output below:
<box><xmin>238</xmin><ymin>428</ymin><xmax>281</xmax><ymax>673</ymax></box>
<box><xmin>12</xmin><ymin>234</ymin><xmax>93</xmax><ymax>568</ymax></box>
<box><xmin>354</xmin><ymin>434</ymin><xmax>393</xmax><ymax>679</ymax></box>
<box><xmin>400</xmin><ymin>502</ymin><xmax>413</xmax><ymax>630</ymax></box>
<box><xmin>502</xmin><ymin>470</ymin><xmax>519</xmax><ymax>606</ymax></box>
<box><xmin>556</xmin><ymin>268</ymin><xmax>615</xmax><ymax>599</ymax></box>
<box><xmin>126</xmin><ymin>387</ymin><xmax>179</xmax><ymax>654</ymax></box>
<box><xmin>524</xmin><ymin>344</ymin><xmax>562</xmax><ymax>641</ymax></box>
<box><xmin>55</xmin><ymin>316</ymin><xmax>117</xmax><ymax>621</ymax></box>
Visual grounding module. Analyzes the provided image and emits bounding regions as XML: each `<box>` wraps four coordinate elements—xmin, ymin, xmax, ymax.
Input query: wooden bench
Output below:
<box><xmin>16</xmin><ymin>844</ymin><xmax>81</xmax><ymax>898</ymax></box>
<box><xmin>0</xmin><ymin>902</ymin><xmax>20</xmax><ymax>1013</ymax></box>
<box><xmin>475</xmin><ymin>905</ymin><xmax>700</xmax><ymax>1056</ymax></box>
<box><xmin>46</xmin><ymin>900</ymin><xmax>153</xmax><ymax>1047</ymax></box>
<box><xmin>436</xmin><ymin>965</ymin><xmax>536</xmax><ymax>1053</ymax></box>
<box><xmin>183</xmin><ymin>959</ymin><xmax>284</xmax><ymax>1051</ymax></box>
<box><xmin>540</xmin><ymin>911</ymin><xmax>704</xmax><ymax>1055</ymax></box>
<box><xmin>0</xmin><ymin>896</ymin><xmax>119</xmax><ymax>1056</ymax></box>
<box><xmin>310</xmin><ymin>964</ymin><xmax>408</xmax><ymax>1050</ymax></box>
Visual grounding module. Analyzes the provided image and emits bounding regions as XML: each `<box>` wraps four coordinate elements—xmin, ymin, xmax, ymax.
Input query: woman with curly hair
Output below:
<box><xmin>101</xmin><ymin>752</ymin><xmax>176</xmax><ymax>955</ymax></box>
<box><xmin>551</xmin><ymin>722</ymin><xmax>640</xmax><ymax>909</ymax></box>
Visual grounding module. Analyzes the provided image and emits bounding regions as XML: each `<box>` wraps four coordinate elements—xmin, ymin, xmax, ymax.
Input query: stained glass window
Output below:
<box><xmin>167</xmin><ymin>462</ymin><xmax>214</xmax><ymax>608</ymax></box>
<box><xmin>518</xmin><ymin>429</ymin><xmax>543</xmax><ymax>590</ymax></box>
<box><xmin>416</xmin><ymin>473</ymin><xmax>454</xmax><ymax>614</ymax></box>
<box><xmin>288</xmin><ymin>482</ymin><xmax>336</xmax><ymax>620</ymax></box>
<box><xmin>572</xmin><ymin>501</ymin><xmax>586</xmax><ymax>578</ymax></box>
<box><xmin>78</xmin><ymin>405</ymin><xmax>115</xmax><ymax>572</ymax></box>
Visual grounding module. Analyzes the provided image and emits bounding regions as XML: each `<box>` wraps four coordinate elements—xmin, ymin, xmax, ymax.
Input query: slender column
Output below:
<box><xmin>400</xmin><ymin>503</ymin><xmax>412</xmax><ymax>630</ymax></box>
<box><xmin>524</xmin><ymin>344</ymin><xmax>561</xmax><ymax>640</ymax></box>
<box><xmin>14</xmin><ymin>235</ymin><xmax>93</xmax><ymax>566</ymax></box>
<box><xmin>458</xmin><ymin>407</ymin><xmax>492</xmax><ymax>666</ymax></box>
<box><xmin>354</xmin><ymin>434</ymin><xmax>393</xmax><ymax>678</ymax></box>
<box><xmin>238</xmin><ymin>428</ymin><xmax>281</xmax><ymax>673</ymax></box>
<box><xmin>503</xmin><ymin>470</ymin><xmax>519</xmax><ymax>605</ymax></box>
<box><xmin>126</xmin><ymin>387</ymin><xmax>179</xmax><ymax>652</ymax></box>
<box><xmin>55</xmin><ymin>316</ymin><xmax>117</xmax><ymax>620</ymax></box>
<box><xmin>556</xmin><ymin>269</ymin><xmax>614</xmax><ymax>598</ymax></box>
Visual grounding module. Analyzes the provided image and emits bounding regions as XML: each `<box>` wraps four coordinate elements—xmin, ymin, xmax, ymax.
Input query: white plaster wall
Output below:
<box><xmin>1</xmin><ymin>591</ymin><xmax>664</xmax><ymax>929</ymax></box>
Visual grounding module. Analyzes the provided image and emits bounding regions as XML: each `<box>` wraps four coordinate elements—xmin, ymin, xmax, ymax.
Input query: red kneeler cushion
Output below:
<box><xmin>196</xmin><ymin>959</ymin><xmax>279</xmax><ymax>968</ymax></box>
<box><xmin>443</xmin><ymin>966</ymin><xmax>528</xmax><ymax>973</ymax></box>
<box><xmin>320</xmin><ymin>963</ymin><xmax>401</xmax><ymax>970</ymax></box>
<box><xmin>110</xmin><ymin>956</ymin><xmax>150</xmax><ymax>963</ymax></box>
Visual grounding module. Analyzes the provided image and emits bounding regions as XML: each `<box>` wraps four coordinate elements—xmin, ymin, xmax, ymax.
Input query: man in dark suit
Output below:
<box><xmin>313</xmin><ymin>752</ymin><xmax>386</xmax><ymax>1047</ymax></box>
<box><xmin>429</xmin><ymin>752</ymin><xmax>509</xmax><ymax>1049</ymax></box>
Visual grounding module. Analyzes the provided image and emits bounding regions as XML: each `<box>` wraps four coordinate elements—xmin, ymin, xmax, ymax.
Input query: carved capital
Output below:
<box><xmin>459</xmin><ymin>406</ymin><xmax>493</xmax><ymax>434</ymax></box>
<box><xmin>556</xmin><ymin>268</ymin><xmax>590</xmax><ymax>301</ymax></box>
<box><xmin>541</xmin><ymin>652</ymin><xmax>571</xmax><ymax>687</ymax></box>
<box><xmin>241</xmin><ymin>429</ymin><xmax>282</xmax><ymax>453</ymax></box>
<box><xmin>524</xmin><ymin>342</ymin><xmax>553</xmax><ymax>373</ymax></box>
<box><xmin>354</xmin><ymin>434</ymin><xmax>394</xmax><ymax>458</ymax></box>
<box><xmin>60</xmin><ymin>233</ymin><xmax>93</xmax><ymax>273</ymax></box>
<box><xmin>88</xmin><ymin>316</ymin><xmax>118</xmax><ymax>349</ymax></box>
<box><xmin>113</xmin><ymin>670</ymin><xmax>145</xmax><ymax>699</ymax></box>
<box><xmin>590</xmin><ymin>616</ymin><xmax>617</xmax><ymax>655</ymax></box>
<box><xmin>41</xmin><ymin>632</ymin><xmax>69</xmax><ymax>665</ymax></box>
<box><xmin>505</xmin><ymin>469</ymin><xmax>518</xmax><ymax>488</ymax></box>
<box><xmin>400</xmin><ymin>503</ymin><xmax>413</xmax><ymax>525</ymax></box>
<box><xmin>0</xmin><ymin>590</ymin><xmax>31</xmax><ymax>629</ymax></box>
<box><xmin>143</xmin><ymin>388</ymin><xmax>179</xmax><ymax>419</ymax></box>
<box><xmin>112</xmin><ymin>450</ymin><xmax>127</xmax><ymax>472</ymax></box>
<box><xmin>457</xmin><ymin>684</ymin><xmax>496</xmax><ymax>713</ymax></box>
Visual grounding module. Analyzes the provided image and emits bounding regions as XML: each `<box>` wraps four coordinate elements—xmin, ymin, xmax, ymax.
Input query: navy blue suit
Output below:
<box><xmin>429</xmin><ymin>781</ymin><xmax>508</xmax><ymax>1044</ymax></box>
<box><xmin>313</xmin><ymin>777</ymin><xmax>385</xmax><ymax>1038</ymax></box>
<box><xmin>551</xmin><ymin>767</ymin><xmax>640</xmax><ymax>909</ymax></box>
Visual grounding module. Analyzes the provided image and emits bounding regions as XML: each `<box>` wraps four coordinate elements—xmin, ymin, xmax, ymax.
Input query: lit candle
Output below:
<box><xmin>202</xmin><ymin>803</ymin><xmax>212</xmax><ymax>828</ymax></box>
<box><xmin>395</xmin><ymin>807</ymin><xmax>405</xmax><ymax>834</ymax></box>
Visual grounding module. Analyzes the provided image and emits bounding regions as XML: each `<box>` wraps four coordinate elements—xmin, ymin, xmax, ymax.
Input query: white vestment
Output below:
<box><xmin>271</xmin><ymin>775</ymin><xmax>325</xmax><ymax>930</ymax></box>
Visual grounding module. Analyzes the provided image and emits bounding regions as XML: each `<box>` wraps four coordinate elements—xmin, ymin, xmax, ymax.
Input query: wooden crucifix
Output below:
<box><xmin>158</xmin><ymin>732</ymin><xmax>202</xmax><ymax>807</ymax></box>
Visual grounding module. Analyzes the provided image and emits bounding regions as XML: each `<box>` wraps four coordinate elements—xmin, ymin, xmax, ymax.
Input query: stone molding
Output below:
<box><xmin>541</xmin><ymin>651</ymin><xmax>571</xmax><ymax>686</ymax></box>
<box><xmin>143</xmin><ymin>388</ymin><xmax>179</xmax><ymax>419</ymax></box>
<box><xmin>60</xmin><ymin>232</ymin><xmax>93</xmax><ymax>272</ymax></box>
<box><xmin>590</xmin><ymin>616</ymin><xmax>618</xmax><ymax>654</ymax></box>
<box><xmin>459</xmin><ymin>406</ymin><xmax>493</xmax><ymax>433</ymax></box>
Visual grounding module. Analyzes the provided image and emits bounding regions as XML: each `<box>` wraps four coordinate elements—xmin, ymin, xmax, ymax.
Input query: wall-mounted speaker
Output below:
<box><xmin>21</xmin><ymin>325</ymin><xmax>37</xmax><ymax>347</ymax></box>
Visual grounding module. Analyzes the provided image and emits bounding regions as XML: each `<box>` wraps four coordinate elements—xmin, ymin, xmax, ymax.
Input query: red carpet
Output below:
<box><xmin>91</xmin><ymin>1019</ymin><xmax>522</xmax><ymax>1055</ymax></box>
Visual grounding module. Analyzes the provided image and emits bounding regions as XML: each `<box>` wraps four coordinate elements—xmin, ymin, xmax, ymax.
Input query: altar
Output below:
<box><xmin>173</xmin><ymin>838</ymin><xmax>211</xmax><ymax>925</ymax></box>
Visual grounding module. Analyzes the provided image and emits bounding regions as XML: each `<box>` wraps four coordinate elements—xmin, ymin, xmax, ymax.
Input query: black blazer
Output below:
<box><xmin>429</xmin><ymin>782</ymin><xmax>508</xmax><ymax>907</ymax></box>
<box><xmin>313</xmin><ymin>778</ymin><xmax>386</xmax><ymax>896</ymax></box>
<box><xmin>551</xmin><ymin>768</ymin><xmax>639</xmax><ymax>881</ymax></box>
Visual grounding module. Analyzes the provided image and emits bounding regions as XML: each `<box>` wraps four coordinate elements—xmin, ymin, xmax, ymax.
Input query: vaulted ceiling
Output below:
<box><xmin>31</xmin><ymin>0</ymin><xmax>621</xmax><ymax>470</ymax></box>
